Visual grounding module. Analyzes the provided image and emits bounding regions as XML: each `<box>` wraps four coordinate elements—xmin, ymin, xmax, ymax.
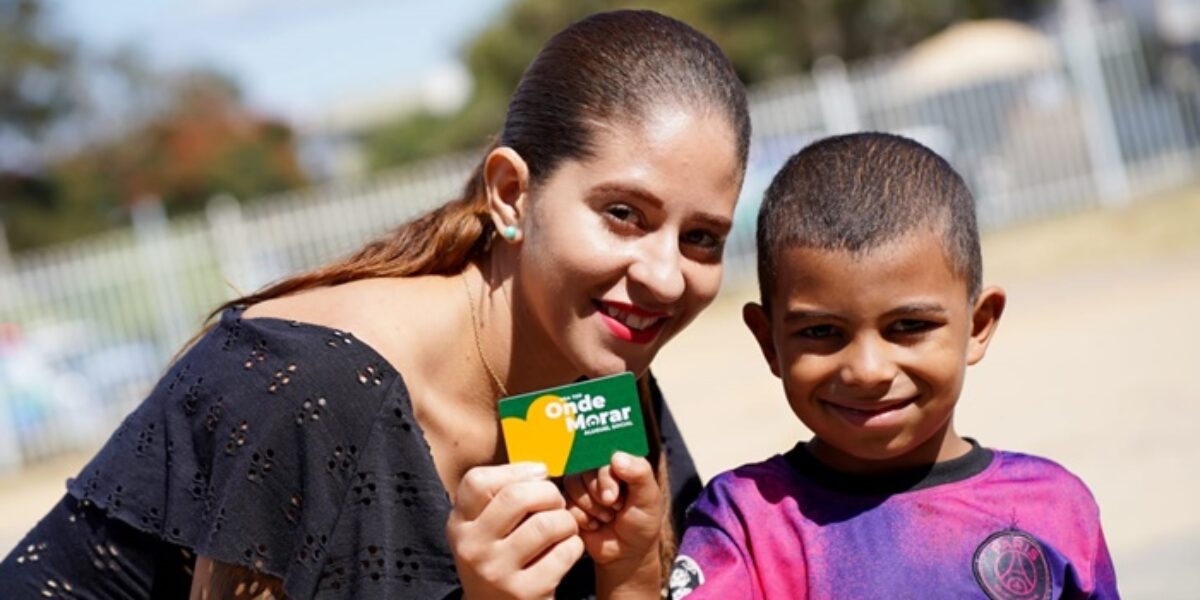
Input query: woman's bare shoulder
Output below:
<box><xmin>244</xmin><ymin>278</ymin><xmax>405</xmax><ymax>325</ymax></box>
<box><xmin>240</xmin><ymin>276</ymin><xmax>454</xmax><ymax>357</ymax></box>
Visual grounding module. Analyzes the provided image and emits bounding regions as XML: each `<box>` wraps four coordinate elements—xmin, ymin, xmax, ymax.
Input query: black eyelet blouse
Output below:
<box><xmin>0</xmin><ymin>306</ymin><xmax>702</xmax><ymax>599</ymax></box>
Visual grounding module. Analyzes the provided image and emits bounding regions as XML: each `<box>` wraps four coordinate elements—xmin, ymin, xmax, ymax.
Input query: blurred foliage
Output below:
<box><xmin>0</xmin><ymin>1</ymin><xmax>305</xmax><ymax>252</ymax></box>
<box><xmin>364</xmin><ymin>0</ymin><xmax>1053</xmax><ymax>170</ymax></box>
<box><xmin>3</xmin><ymin>69</ymin><xmax>306</xmax><ymax>251</ymax></box>
<box><xmin>0</xmin><ymin>0</ymin><xmax>74</xmax><ymax>141</ymax></box>
<box><xmin>1</xmin><ymin>0</ymin><xmax>1057</xmax><ymax>251</ymax></box>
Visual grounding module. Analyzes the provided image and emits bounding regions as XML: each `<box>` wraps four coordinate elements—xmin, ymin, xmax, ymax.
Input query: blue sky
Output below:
<box><xmin>52</xmin><ymin>0</ymin><xmax>509</xmax><ymax>121</ymax></box>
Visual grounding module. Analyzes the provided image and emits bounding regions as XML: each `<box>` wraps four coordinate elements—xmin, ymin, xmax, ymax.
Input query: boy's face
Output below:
<box><xmin>744</xmin><ymin>228</ymin><xmax>1005</xmax><ymax>473</ymax></box>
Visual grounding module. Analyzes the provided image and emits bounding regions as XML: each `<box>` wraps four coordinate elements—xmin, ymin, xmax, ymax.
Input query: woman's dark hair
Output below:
<box><xmin>201</xmin><ymin>9</ymin><xmax>749</xmax><ymax>581</ymax></box>
<box><xmin>216</xmin><ymin>10</ymin><xmax>749</xmax><ymax>310</ymax></box>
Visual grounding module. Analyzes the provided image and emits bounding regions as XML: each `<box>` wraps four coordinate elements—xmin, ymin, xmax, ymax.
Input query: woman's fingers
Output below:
<box><xmin>505</xmin><ymin>508</ymin><xmax>580</xmax><ymax>565</ymax></box>
<box><xmin>448</xmin><ymin>463</ymin><xmax>584</xmax><ymax>599</ymax></box>
<box><xmin>453</xmin><ymin>462</ymin><xmax>548</xmax><ymax>521</ymax></box>
<box><xmin>517</xmin><ymin>534</ymin><xmax>586</xmax><ymax>591</ymax></box>
<box><xmin>473</xmin><ymin>479</ymin><xmax>566</xmax><ymax>538</ymax></box>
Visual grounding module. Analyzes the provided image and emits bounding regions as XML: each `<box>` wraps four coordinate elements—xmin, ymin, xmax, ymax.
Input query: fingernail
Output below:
<box><xmin>612</xmin><ymin>500</ymin><xmax>624</xmax><ymax>512</ymax></box>
<box><xmin>520</xmin><ymin>462</ymin><xmax>548</xmax><ymax>477</ymax></box>
<box><xmin>597</xmin><ymin>511</ymin><xmax>613</xmax><ymax>523</ymax></box>
<box><xmin>612</xmin><ymin>452</ymin><xmax>631</xmax><ymax>469</ymax></box>
<box><xmin>602</xmin><ymin>489</ymin><xmax>617</xmax><ymax>505</ymax></box>
<box><xmin>586</xmin><ymin>519</ymin><xmax>599</xmax><ymax>531</ymax></box>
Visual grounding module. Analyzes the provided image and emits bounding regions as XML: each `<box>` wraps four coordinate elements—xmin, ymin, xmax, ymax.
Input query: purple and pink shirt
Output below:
<box><xmin>671</xmin><ymin>441</ymin><xmax>1118</xmax><ymax>599</ymax></box>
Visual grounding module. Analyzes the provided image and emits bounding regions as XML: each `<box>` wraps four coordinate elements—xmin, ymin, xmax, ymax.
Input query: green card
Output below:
<box><xmin>499</xmin><ymin>372</ymin><xmax>648</xmax><ymax>477</ymax></box>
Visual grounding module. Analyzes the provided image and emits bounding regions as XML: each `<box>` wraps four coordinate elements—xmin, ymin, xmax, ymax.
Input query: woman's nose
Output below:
<box><xmin>628</xmin><ymin>234</ymin><xmax>685</xmax><ymax>305</ymax></box>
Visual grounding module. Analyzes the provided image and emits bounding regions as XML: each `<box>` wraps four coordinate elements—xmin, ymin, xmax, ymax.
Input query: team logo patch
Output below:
<box><xmin>972</xmin><ymin>530</ymin><xmax>1052</xmax><ymax>600</ymax></box>
<box><xmin>669</xmin><ymin>554</ymin><xmax>704</xmax><ymax>599</ymax></box>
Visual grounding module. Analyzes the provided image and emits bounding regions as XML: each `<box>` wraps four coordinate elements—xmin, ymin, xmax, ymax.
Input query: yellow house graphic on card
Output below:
<box><xmin>499</xmin><ymin>372</ymin><xmax>648</xmax><ymax>477</ymax></box>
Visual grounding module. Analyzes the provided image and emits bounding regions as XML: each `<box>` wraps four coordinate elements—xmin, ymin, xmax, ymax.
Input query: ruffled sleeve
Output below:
<box><xmin>66</xmin><ymin>308</ymin><xmax>401</xmax><ymax>598</ymax></box>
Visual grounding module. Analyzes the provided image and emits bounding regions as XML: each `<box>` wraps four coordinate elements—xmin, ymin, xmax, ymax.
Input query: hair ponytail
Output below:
<box><xmin>208</xmin><ymin>145</ymin><xmax>497</xmax><ymax>319</ymax></box>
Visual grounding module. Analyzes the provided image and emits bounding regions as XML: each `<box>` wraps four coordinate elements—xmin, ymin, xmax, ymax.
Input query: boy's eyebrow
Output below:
<box><xmin>884</xmin><ymin>303</ymin><xmax>948</xmax><ymax>317</ymax></box>
<box><xmin>783</xmin><ymin>309</ymin><xmax>847</xmax><ymax>324</ymax></box>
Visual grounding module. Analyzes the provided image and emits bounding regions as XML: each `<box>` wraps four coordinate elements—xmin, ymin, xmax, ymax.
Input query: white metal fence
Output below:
<box><xmin>1</xmin><ymin>13</ymin><xmax>1198</xmax><ymax>470</ymax></box>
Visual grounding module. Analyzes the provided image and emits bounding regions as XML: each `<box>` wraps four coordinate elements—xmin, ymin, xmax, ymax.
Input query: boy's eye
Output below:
<box><xmin>798</xmin><ymin>324</ymin><xmax>840</xmax><ymax>339</ymax></box>
<box><xmin>890</xmin><ymin>319</ymin><xmax>937</xmax><ymax>335</ymax></box>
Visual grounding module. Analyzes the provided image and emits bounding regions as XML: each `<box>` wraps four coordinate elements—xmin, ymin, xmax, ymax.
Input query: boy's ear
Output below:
<box><xmin>484</xmin><ymin>146</ymin><xmax>530</xmax><ymax>242</ymax></box>
<box><xmin>743</xmin><ymin>302</ymin><xmax>782</xmax><ymax>379</ymax></box>
<box><xmin>966</xmin><ymin>286</ymin><xmax>1007</xmax><ymax>365</ymax></box>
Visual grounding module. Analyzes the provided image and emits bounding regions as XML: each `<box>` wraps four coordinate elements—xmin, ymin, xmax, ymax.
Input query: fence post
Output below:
<box><xmin>1062</xmin><ymin>0</ymin><xmax>1132</xmax><ymax>206</ymax></box>
<box><xmin>0</xmin><ymin>218</ymin><xmax>18</xmax><ymax>308</ymax></box>
<box><xmin>814</xmin><ymin>55</ymin><xmax>862</xmax><ymax>135</ymax></box>
<box><xmin>206</xmin><ymin>194</ymin><xmax>257</xmax><ymax>299</ymax></box>
<box><xmin>131</xmin><ymin>197</ymin><xmax>191</xmax><ymax>352</ymax></box>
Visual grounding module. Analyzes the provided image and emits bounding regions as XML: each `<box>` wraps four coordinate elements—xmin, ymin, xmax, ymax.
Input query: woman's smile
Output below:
<box><xmin>595</xmin><ymin>300</ymin><xmax>669</xmax><ymax>344</ymax></box>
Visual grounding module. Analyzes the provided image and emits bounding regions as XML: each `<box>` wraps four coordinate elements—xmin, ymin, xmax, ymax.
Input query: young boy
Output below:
<box><xmin>669</xmin><ymin>133</ymin><xmax>1118</xmax><ymax>599</ymax></box>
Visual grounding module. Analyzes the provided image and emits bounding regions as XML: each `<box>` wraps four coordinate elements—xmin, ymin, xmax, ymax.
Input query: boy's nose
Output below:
<box><xmin>838</xmin><ymin>336</ymin><xmax>898</xmax><ymax>390</ymax></box>
<box><xmin>628</xmin><ymin>235</ymin><xmax>685</xmax><ymax>304</ymax></box>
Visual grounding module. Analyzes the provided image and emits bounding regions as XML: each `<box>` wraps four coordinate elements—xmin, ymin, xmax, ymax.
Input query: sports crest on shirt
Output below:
<box><xmin>669</xmin><ymin>554</ymin><xmax>705</xmax><ymax>599</ymax></box>
<box><xmin>972</xmin><ymin>529</ymin><xmax>1052</xmax><ymax>600</ymax></box>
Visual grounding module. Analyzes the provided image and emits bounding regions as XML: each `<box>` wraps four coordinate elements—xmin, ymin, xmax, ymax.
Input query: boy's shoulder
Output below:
<box><xmin>989</xmin><ymin>447</ymin><xmax>1100</xmax><ymax>498</ymax></box>
<box><xmin>988</xmin><ymin>447</ymin><xmax>1097</xmax><ymax>498</ymax></box>
<box><xmin>691</xmin><ymin>451</ymin><xmax>804</xmax><ymax>513</ymax></box>
<box><xmin>708</xmin><ymin>452</ymin><xmax>797</xmax><ymax>487</ymax></box>
<box><xmin>698</xmin><ymin>445</ymin><xmax>1099</xmax><ymax>503</ymax></box>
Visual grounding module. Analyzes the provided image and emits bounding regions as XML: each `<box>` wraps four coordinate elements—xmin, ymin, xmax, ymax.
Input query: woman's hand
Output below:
<box><xmin>446</xmin><ymin>462</ymin><xmax>585</xmax><ymax>600</ymax></box>
<box><xmin>564</xmin><ymin>452</ymin><xmax>664</xmax><ymax>597</ymax></box>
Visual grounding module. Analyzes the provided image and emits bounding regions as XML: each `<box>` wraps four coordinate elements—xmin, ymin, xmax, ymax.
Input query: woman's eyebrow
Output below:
<box><xmin>590</xmin><ymin>183</ymin><xmax>732</xmax><ymax>231</ymax></box>
<box><xmin>591</xmin><ymin>183</ymin><xmax>664</xmax><ymax>208</ymax></box>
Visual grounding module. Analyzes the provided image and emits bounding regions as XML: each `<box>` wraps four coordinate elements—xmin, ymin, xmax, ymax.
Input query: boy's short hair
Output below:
<box><xmin>755</xmin><ymin>132</ymin><xmax>982</xmax><ymax>307</ymax></box>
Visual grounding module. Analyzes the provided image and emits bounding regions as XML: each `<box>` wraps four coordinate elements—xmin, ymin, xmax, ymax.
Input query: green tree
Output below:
<box><xmin>0</xmin><ymin>0</ymin><xmax>74</xmax><ymax>148</ymax></box>
<box><xmin>3</xmin><ymin>68</ymin><xmax>307</xmax><ymax>251</ymax></box>
<box><xmin>364</xmin><ymin>0</ymin><xmax>1053</xmax><ymax>170</ymax></box>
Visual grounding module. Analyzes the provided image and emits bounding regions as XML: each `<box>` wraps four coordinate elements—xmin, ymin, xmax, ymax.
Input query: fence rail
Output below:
<box><xmin>1</xmin><ymin>13</ymin><xmax>1198</xmax><ymax>471</ymax></box>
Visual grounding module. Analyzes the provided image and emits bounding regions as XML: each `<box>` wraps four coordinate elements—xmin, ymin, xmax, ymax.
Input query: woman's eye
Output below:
<box><xmin>604</xmin><ymin>204</ymin><xmax>641</xmax><ymax>226</ymax></box>
<box><xmin>681</xmin><ymin>229</ymin><xmax>723</xmax><ymax>249</ymax></box>
<box><xmin>799</xmin><ymin>325</ymin><xmax>840</xmax><ymax>339</ymax></box>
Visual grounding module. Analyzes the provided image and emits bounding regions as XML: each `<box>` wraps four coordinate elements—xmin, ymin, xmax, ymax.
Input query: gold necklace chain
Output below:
<box><xmin>460</xmin><ymin>270</ymin><xmax>509</xmax><ymax>398</ymax></box>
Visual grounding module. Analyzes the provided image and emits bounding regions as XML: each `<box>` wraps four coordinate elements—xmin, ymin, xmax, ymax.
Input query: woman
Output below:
<box><xmin>0</xmin><ymin>10</ymin><xmax>750</xmax><ymax>599</ymax></box>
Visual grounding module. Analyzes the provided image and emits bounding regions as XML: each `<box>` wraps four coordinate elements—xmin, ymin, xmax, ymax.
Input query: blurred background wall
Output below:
<box><xmin>1</xmin><ymin>0</ymin><xmax>1198</xmax><ymax>596</ymax></box>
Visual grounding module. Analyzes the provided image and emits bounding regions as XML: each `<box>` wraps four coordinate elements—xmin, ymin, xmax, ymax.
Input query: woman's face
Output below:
<box><xmin>512</xmin><ymin>106</ymin><xmax>743</xmax><ymax>379</ymax></box>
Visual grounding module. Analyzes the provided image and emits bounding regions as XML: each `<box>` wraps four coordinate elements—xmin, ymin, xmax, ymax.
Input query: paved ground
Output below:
<box><xmin>3</xmin><ymin>191</ymin><xmax>1198</xmax><ymax>597</ymax></box>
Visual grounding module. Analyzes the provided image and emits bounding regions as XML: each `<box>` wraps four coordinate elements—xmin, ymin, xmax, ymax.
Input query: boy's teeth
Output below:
<box><xmin>602</xmin><ymin>305</ymin><xmax>659</xmax><ymax>331</ymax></box>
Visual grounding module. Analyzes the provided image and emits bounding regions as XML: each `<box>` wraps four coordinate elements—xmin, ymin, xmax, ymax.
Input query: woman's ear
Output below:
<box><xmin>743</xmin><ymin>302</ymin><xmax>782</xmax><ymax>379</ymax></box>
<box><xmin>484</xmin><ymin>147</ymin><xmax>530</xmax><ymax>243</ymax></box>
<box><xmin>966</xmin><ymin>286</ymin><xmax>1007</xmax><ymax>365</ymax></box>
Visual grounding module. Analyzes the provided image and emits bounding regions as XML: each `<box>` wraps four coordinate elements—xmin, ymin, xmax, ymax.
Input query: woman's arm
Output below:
<box><xmin>189</xmin><ymin>556</ymin><xmax>285</xmax><ymax>600</ymax></box>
